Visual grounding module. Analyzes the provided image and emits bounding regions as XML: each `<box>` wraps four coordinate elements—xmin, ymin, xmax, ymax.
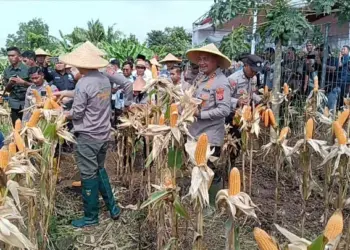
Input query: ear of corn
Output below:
<box><xmin>278</xmin><ymin>127</ymin><xmax>289</xmax><ymax>142</ymax></box>
<box><xmin>228</xmin><ymin>168</ymin><xmax>240</xmax><ymax>196</ymax></box>
<box><xmin>32</xmin><ymin>89</ymin><xmax>42</xmax><ymax>104</ymax></box>
<box><xmin>261</xmin><ymin>110</ymin><xmax>266</xmax><ymax>123</ymax></box>
<box><xmin>337</xmin><ymin>109</ymin><xmax>349</xmax><ymax>127</ymax></box>
<box><xmin>170</xmin><ymin>113</ymin><xmax>178</xmax><ymax>127</ymax></box>
<box><xmin>170</xmin><ymin>103</ymin><xmax>178</xmax><ymax>114</ymax></box>
<box><xmin>264</xmin><ymin>109</ymin><xmax>269</xmax><ymax>127</ymax></box>
<box><xmin>159</xmin><ymin>114</ymin><xmax>165</xmax><ymax>125</ymax></box>
<box><xmin>43</xmin><ymin>98</ymin><xmax>52</xmax><ymax>109</ymax></box>
<box><xmin>14</xmin><ymin>119</ymin><xmax>22</xmax><ymax>131</ymax></box>
<box><xmin>283</xmin><ymin>83</ymin><xmax>289</xmax><ymax>95</ymax></box>
<box><xmin>264</xmin><ymin>85</ymin><xmax>269</xmax><ymax>95</ymax></box>
<box><xmin>268</xmin><ymin>109</ymin><xmax>276</xmax><ymax>127</ymax></box>
<box><xmin>313</xmin><ymin>75</ymin><xmax>319</xmax><ymax>92</ymax></box>
<box><xmin>324</xmin><ymin>210</ymin><xmax>343</xmax><ymax>241</ymax></box>
<box><xmin>333</xmin><ymin>121</ymin><xmax>347</xmax><ymax>145</ymax></box>
<box><xmin>195</xmin><ymin>133</ymin><xmax>208</xmax><ymax>165</ymax></box>
<box><xmin>253</xmin><ymin>228</ymin><xmax>279</xmax><ymax>250</ymax></box>
<box><xmin>0</xmin><ymin>149</ymin><xmax>9</xmax><ymax>169</ymax></box>
<box><xmin>72</xmin><ymin>181</ymin><xmax>81</xmax><ymax>187</ymax></box>
<box><xmin>305</xmin><ymin>118</ymin><xmax>314</xmax><ymax>140</ymax></box>
<box><xmin>9</xmin><ymin>142</ymin><xmax>16</xmax><ymax>157</ymax></box>
<box><xmin>243</xmin><ymin>105</ymin><xmax>252</xmax><ymax>121</ymax></box>
<box><xmin>151</xmin><ymin>64</ymin><xmax>158</xmax><ymax>79</ymax></box>
<box><xmin>14</xmin><ymin>130</ymin><xmax>25</xmax><ymax>152</ymax></box>
<box><xmin>27</xmin><ymin>109</ymin><xmax>41</xmax><ymax>127</ymax></box>
<box><xmin>50</xmin><ymin>99</ymin><xmax>61</xmax><ymax>110</ymax></box>
<box><xmin>46</xmin><ymin>85</ymin><xmax>53</xmax><ymax>98</ymax></box>
<box><xmin>324</xmin><ymin>107</ymin><xmax>330</xmax><ymax>118</ymax></box>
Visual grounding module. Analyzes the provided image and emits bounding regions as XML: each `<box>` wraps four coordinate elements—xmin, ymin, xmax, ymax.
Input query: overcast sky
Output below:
<box><xmin>0</xmin><ymin>0</ymin><xmax>213</xmax><ymax>48</ymax></box>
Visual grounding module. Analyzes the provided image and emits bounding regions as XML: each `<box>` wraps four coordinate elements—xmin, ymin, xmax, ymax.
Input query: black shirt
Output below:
<box><xmin>43</xmin><ymin>67</ymin><xmax>75</xmax><ymax>91</ymax></box>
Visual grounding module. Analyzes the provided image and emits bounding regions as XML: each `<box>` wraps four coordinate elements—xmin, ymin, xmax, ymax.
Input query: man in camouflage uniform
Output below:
<box><xmin>3</xmin><ymin>47</ymin><xmax>30</xmax><ymax>125</ymax></box>
<box><xmin>186</xmin><ymin>43</ymin><xmax>231</xmax><ymax>205</ymax></box>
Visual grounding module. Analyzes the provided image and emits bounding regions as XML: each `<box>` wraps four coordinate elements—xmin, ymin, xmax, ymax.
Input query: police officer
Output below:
<box><xmin>58</xmin><ymin>47</ymin><xmax>127</xmax><ymax>228</ymax></box>
<box><xmin>43</xmin><ymin>60</ymin><xmax>75</xmax><ymax>92</ymax></box>
<box><xmin>3</xmin><ymin>47</ymin><xmax>30</xmax><ymax>125</ymax></box>
<box><xmin>186</xmin><ymin>43</ymin><xmax>231</xmax><ymax>204</ymax></box>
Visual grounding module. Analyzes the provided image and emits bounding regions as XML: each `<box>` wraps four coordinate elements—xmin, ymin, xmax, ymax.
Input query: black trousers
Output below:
<box><xmin>11</xmin><ymin>108</ymin><xmax>23</xmax><ymax>126</ymax></box>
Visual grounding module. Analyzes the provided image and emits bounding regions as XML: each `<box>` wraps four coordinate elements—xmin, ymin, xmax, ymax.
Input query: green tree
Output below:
<box><xmin>5</xmin><ymin>18</ymin><xmax>57</xmax><ymax>52</ymax></box>
<box><xmin>146</xmin><ymin>27</ymin><xmax>191</xmax><ymax>58</ymax></box>
<box><xmin>219</xmin><ymin>26</ymin><xmax>250</xmax><ymax>60</ymax></box>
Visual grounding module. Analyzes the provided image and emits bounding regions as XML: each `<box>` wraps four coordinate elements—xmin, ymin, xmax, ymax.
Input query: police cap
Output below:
<box><xmin>241</xmin><ymin>54</ymin><xmax>263</xmax><ymax>73</ymax></box>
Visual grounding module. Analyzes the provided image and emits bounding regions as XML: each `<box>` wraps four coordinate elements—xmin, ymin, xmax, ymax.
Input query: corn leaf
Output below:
<box><xmin>307</xmin><ymin>235</ymin><xmax>328</xmax><ymax>250</ymax></box>
<box><xmin>163</xmin><ymin>237</ymin><xmax>177</xmax><ymax>250</ymax></box>
<box><xmin>140</xmin><ymin>190</ymin><xmax>170</xmax><ymax>209</ymax></box>
<box><xmin>173</xmin><ymin>197</ymin><xmax>189</xmax><ymax>219</ymax></box>
<box><xmin>168</xmin><ymin>147</ymin><xmax>182</xmax><ymax>169</ymax></box>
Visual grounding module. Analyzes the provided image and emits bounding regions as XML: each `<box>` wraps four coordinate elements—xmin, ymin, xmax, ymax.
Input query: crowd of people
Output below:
<box><xmin>0</xmin><ymin>40</ymin><xmax>349</xmax><ymax>228</ymax></box>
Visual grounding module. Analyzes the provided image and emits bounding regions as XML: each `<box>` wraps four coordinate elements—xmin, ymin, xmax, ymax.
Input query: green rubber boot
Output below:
<box><xmin>98</xmin><ymin>168</ymin><xmax>121</xmax><ymax>220</ymax></box>
<box><xmin>72</xmin><ymin>178</ymin><xmax>99</xmax><ymax>228</ymax></box>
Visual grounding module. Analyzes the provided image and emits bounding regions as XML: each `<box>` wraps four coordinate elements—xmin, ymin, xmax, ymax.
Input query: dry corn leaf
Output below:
<box><xmin>275</xmin><ymin>224</ymin><xmax>311</xmax><ymax>250</ymax></box>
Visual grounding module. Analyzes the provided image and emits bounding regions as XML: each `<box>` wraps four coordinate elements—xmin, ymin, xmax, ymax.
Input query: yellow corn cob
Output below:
<box><xmin>52</xmin><ymin>96</ymin><xmax>58</xmax><ymax>102</ymax></box>
<box><xmin>159</xmin><ymin>114</ymin><xmax>165</xmax><ymax>125</ymax></box>
<box><xmin>253</xmin><ymin>228</ymin><xmax>279</xmax><ymax>250</ymax></box>
<box><xmin>151</xmin><ymin>64</ymin><xmax>158</xmax><ymax>79</ymax></box>
<box><xmin>14</xmin><ymin>119</ymin><xmax>22</xmax><ymax>131</ymax></box>
<box><xmin>337</xmin><ymin>109</ymin><xmax>349</xmax><ymax>127</ymax></box>
<box><xmin>170</xmin><ymin>103</ymin><xmax>178</xmax><ymax>115</ymax></box>
<box><xmin>72</xmin><ymin>181</ymin><xmax>82</xmax><ymax>187</ymax></box>
<box><xmin>9</xmin><ymin>142</ymin><xmax>16</xmax><ymax>157</ymax></box>
<box><xmin>305</xmin><ymin>118</ymin><xmax>314</xmax><ymax>140</ymax></box>
<box><xmin>228</xmin><ymin>168</ymin><xmax>240</xmax><ymax>196</ymax></box>
<box><xmin>324</xmin><ymin>210</ymin><xmax>343</xmax><ymax>241</ymax></box>
<box><xmin>0</xmin><ymin>149</ymin><xmax>9</xmax><ymax>169</ymax></box>
<box><xmin>170</xmin><ymin>113</ymin><xmax>178</xmax><ymax>127</ymax></box>
<box><xmin>14</xmin><ymin>130</ymin><xmax>25</xmax><ymax>152</ymax></box>
<box><xmin>264</xmin><ymin>109</ymin><xmax>270</xmax><ymax>127</ymax></box>
<box><xmin>324</xmin><ymin>107</ymin><xmax>330</xmax><ymax>118</ymax></box>
<box><xmin>43</xmin><ymin>98</ymin><xmax>52</xmax><ymax>109</ymax></box>
<box><xmin>46</xmin><ymin>85</ymin><xmax>53</xmax><ymax>98</ymax></box>
<box><xmin>333</xmin><ymin>121</ymin><xmax>347</xmax><ymax>145</ymax></box>
<box><xmin>283</xmin><ymin>83</ymin><xmax>289</xmax><ymax>95</ymax></box>
<box><xmin>268</xmin><ymin>109</ymin><xmax>276</xmax><ymax>127</ymax></box>
<box><xmin>195</xmin><ymin>133</ymin><xmax>208</xmax><ymax>165</ymax></box>
<box><xmin>243</xmin><ymin>105</ymin><xmax>252</xmax><ymax>121</ymax></box>
<box><xmin>313</xmin><ymin>75</ymin><xmax>319</xmax><ymax>92</ymax></box>
<box><xmin>50</xmin><ymin>99</ymin><xmax>61</xmax><ymax>110</ymax></box>
<box><xmin>264</xmin><ymin>85</ymin><xmax>269</xmax><ymax>95</ymax></box>
<box><xmin>27</xmin><ymin>109</ymin><xmax>41</xmax><ymax>127</ymax></box>
<box><xmin>261</xmin><ymin>110</ymin><xmax>266</xmax><ymax>123</ymax></box>
<box><xmin>278</xmin><ymin>127</ymin><xmax>290</xmax><ymax>142</ymax></box>
<box><xmin>32</xmin><ymin>89</ymin><xmax>42</xmax><ymax>104</ymax></box>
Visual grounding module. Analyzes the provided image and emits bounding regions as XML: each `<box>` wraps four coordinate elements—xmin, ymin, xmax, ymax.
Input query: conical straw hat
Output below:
<box><xmin>133</xmin><ymin>77</ymin><xmax>146</xmax><ymax>91</ymax></box>
<box><xmin>73</xmin><ymin>41</ymin><xmax>106</xmax><ymax>57</ymax></box>
<box><xmin>159</xmin><ymin>53</ymin><xmax>182</xmax><ymax>63</ymax></box>
<box><xmin>150</xmin><ymin>58</ymin><xmax>161</xmax><ymax>67</ymax></box>
<box><xmin>35</xmin><ymin>48</ymin><xmax>50</xmax><ymax>56</ymax></box>
<box><xmin>186</xmin><ymin>43</ymin><xmax>231</xmax><ymax>69</ymax></box>
<box><xmin>59</xmin><ymin>46</ymin><xmax>109</xmax><ymax>69</ymax></box>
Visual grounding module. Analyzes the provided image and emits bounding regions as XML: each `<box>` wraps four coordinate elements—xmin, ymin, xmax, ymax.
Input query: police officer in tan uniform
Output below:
<box><xmin>186</xmin><ymin>43</ymin><xmax>231</xmax><ymax>204</ymax></box>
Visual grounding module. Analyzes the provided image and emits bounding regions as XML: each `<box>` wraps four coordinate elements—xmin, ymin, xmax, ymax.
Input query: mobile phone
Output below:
<box><xmin>50</xmin><ymin>57</ymin><xmax>59</xmax><ymax>64</ymax></box>
<box><xmin>41</xmin><ymin>91</ymin><xmax>47</xmax><ymax>96</ymax></box>
<box><xmin>306</xmin><ymin>54</ymin><xmax>316</xmax><ymax>59</ymax></box>
<box><xmin>120</xmin><ymin>93</ymin><xmax>124</xmax><ymax>99</ymax></box>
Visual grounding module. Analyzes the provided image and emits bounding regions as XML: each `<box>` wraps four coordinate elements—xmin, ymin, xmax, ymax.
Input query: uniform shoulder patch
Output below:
<box><xmin>216</xmin><ymin>88</ymin><xmax>225</xmax><ymax>101</ymax></box>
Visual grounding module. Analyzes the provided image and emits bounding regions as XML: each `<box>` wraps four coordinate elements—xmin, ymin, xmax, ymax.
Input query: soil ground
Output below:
<box><xmin>51</xmin><ymin>142</ymin><xmax>350</xmax><ymax>250</ymax></box>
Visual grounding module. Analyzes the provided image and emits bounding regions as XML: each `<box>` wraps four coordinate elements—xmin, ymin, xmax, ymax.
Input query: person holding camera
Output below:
<box><xmin>22</xmin><ymin>67</ymin><xmax>58</xmax><ymax>122</ymax></box>
<box><xmin>2</xmin><ymin>47</ymin><xmax>31</xmax><ymax>125</ymax></box>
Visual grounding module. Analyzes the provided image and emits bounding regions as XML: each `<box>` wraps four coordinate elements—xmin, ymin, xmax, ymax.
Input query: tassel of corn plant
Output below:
<box><xmin>32</xmin><ymin>89</ymin><xmax>42</xmax><ymax>104</ymax></box>
<box><xmin>324</xmin><ymin>210</ymin><xmax>343</xmax><ymax>241</ymax></box>
<box><xmin>14</xmin><ymin>130</ymin><xmax>25</xmax><ymax>152</ymax></box>
<box><xmin>333</xmin><ymin>121</ymin><xmax>347</xmax><ymax>145</ymax></box>
<box><xmin>0</xmin><ymin>149</ymin><xmax>9</xmax><ymax>169</ymax></box>
<box><xmin>195</xmin><ymin>134</ymin><xmax>208</xmax><ymax>165</ymax></box>
<box><xmin>253</xmin><ymin>228</ymin><xmax>279</xmax><ymax>250</ymax></box>
<box><xmin>15</xmin><ymin>119</ymin><xmax>22</xmax><ymax>131</ymax></box>
<box><xmin>228</xmin><ymin>168</ymin><xmax>240</xmax><ymax>196</ymax></box>
<box><xmin>337</xmin><ymin>109</ymin><xmax>349</xmax><ymax>127</ymax></box>
<box><xmin>9</xmin><ymin>142</ymin><xmax>16</xmax><ymax>157</ymax></box>
<box><xmin>305</xmin><ymin>118</ymin><xmax>314</xmax><ymax>140</ymax></box>
<box><xmin>27</xmin><ymin>109</ymin><xmax>41</xmax><ymax>127</ymax></box>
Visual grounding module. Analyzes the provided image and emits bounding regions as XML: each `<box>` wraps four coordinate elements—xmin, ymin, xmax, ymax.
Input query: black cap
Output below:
<box><xmin>110</xmin><ymin>59</ymin><xmax>120</xmax><ymax>67</ymax></box>
<box><xmin>136</xmin><ymin>54</ymin><xmax>146</xmax><ymax>61</ymax></box>
<box><xmin>242</xmin><ymin>54</ymin><xmax>263</xmax><ymax>72</ymax></box>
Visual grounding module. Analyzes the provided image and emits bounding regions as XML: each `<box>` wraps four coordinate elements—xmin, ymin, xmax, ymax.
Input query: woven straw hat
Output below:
<box><xmin>159</xmin><ymin>53</ymin><xmax>182</xmax><ymax>63</ymax></box>
<box><xmin>35</xmin><ymin>48</ymin><xmax>50</xmax><ymax>56</ymax></box>
<box><xmin>186</xmin><ymin>43</ymin><xmax>231</xmax><ymax>69</ymax></box>
<box><xmin>133</xmin><ymin>77</ymin><xmax>146</xmax><ymax>91</ymax></box>
<box><xmin>73</xmin><ymin>41</ymin><xmax>107</xmax><ymax>57</ymax></box>
<box><xmin>150</xmin><ymin>58</ymin><xmax>161</xmax><ymax>67</ymax></box>
<box><xmin>59</xmin><ymin>46</ymin><xmax>109</xmax><ymax>69</ymax></box>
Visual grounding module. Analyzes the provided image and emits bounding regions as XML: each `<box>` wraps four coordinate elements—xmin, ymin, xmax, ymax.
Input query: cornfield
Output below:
<box><xmin>0</xmin><ymin>75</ymin><xmax>350</xmax><ymax>250</ymax></box>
